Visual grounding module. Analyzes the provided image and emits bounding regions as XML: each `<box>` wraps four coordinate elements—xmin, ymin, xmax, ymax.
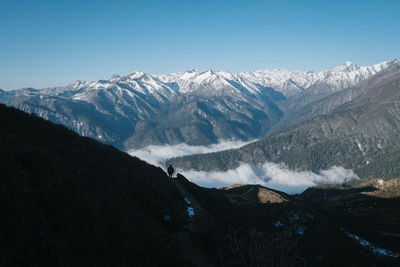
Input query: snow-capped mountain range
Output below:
<box><xmin>29</xmin><ymin>58</ymin><xmax>397</xmax><ymax>99</ymax></box>
<box><xmin>239</xmin><ymin>59</ymin><xmax>398</xmax><ymax>96</ymax></box>
<box><xmin>1</xmin><ymin>59</ymin><xmax>398</xmax><ymax>150</ymax></box>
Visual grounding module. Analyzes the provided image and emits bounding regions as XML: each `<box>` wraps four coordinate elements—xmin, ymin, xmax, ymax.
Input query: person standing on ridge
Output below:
<box><xmin>167</xmin><ymin>164</ymin><xmax>174</xmax><ymax>178</ymax></box>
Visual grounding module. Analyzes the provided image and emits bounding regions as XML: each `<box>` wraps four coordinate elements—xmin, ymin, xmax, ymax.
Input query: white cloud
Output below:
<box><xmin>128</xmin><ymin>142</ymin><xmax>359</xmax><ymax>194</ymax></box>
<box><xmin>180</xmin><ymin>163</ymin><xmax>359</xmax><ymax>194</ymax></box>
<box><xmin>127</xmin><ymin>139</ymin><xmax>254</xmax><ymax>167</ymax></box>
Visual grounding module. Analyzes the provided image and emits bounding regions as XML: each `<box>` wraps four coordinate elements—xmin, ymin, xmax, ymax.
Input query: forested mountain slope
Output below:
<box><xmin>1</xmin><ymin>60</ymin><xmax>397</xmax><ymax>150</ymax></box>
<box><xmin>169</xmin><ymin>64</ymin><xmax>400</xmax><ymax>180</ymax></box>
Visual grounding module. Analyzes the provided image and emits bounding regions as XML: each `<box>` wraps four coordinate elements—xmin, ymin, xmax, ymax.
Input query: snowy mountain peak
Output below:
<box><xmin>330</xmin><ymin>61</ymin><xmax>358</xmax><ymax>72</ymax></box>
<box><xmin>109</xmin><ymin>74</ymin><xmax>121</xmax><ymax>81</ymax></box>
<box><xmin>345</xmin><ymin>61</ymin><xmax>357</xmax><ymax>70</ymax></box>
<box><xmin>128</xmin><ymin>71</ymin><xmax>146</xmax><ymax>79</ymax></box>
<box><xmin>344</xmin><ymin>61</ymin><xmax>355</xmax><ymax>67</ymax></box>
<box><xmin>67</xmin><ymin>80</ymin><xmax>92</xmax><ymax>90</ymax></box>
<box><xmin>203</xmin><ymin>69</ymin><xmax>214</xmax><ymax>75</ymax></box>
<box><xmin>2</xmin><ymin>58</ymin><xmax>399</xmax><ymax>152</ymax></box>
<box><xmin>106</xmin><ymin>59</ymin><xmax>399</xmax><ymax>97</ymax></box>
<box><xmin>186</xmin><ymin>69</ymin><xmax>199</xmax><ymax>73</ymax></box>
<box><xmin>239</xmin><ymin>59</ymin><xmax>399</xmax><ymax>96</ymax></box>
<box><xmin>15</xmin><ymin>59</ymin><xmax>398</xmax><ymax>100</ymax></box>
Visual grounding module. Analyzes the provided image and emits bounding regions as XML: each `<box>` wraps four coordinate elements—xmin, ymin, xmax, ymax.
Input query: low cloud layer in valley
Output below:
<box><xmin>182</xmin><ymin>163</ymin><xmax>359</xmax><ymax>194</ymax></box>
<box><xmin>128</xmin><ymin>140</ymin><xmax>254</xmax><ymax>166</ymax></box>
<box><xmin>128</xmin><ymin>141</ymin><xmax>359</xmax><ymax>194</ymax></box>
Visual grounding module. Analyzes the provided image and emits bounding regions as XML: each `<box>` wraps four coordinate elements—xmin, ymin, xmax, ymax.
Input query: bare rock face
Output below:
<box><xmin>257</xmin><ymin>187</ymin><xmax>289</xmax><ymax>203</ymax></box>
<box><xmin>359</xmin><ymin>178</ymin><xmax>400</xmax><ymax>198</ymax></box>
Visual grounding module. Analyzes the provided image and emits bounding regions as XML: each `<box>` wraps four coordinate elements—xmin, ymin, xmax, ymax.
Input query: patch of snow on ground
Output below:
<box><xmin>297</xmin><ymin>227</ymin><xmax>305</xmax><ymax>235</ymax></box>
<box><xmin>355</xmin><ymin>139</ymin><xmax>369</xmax><ymax>164</ymax></box>
<box><xmin>187</xmin><ymin>207</ymin><xmax>195</xmax><ymax>217</ymax></box>
<box><xmin>342</xmin><ymin>229</ymin><xmax>400</xmax><ymax>258</ymax></box>
<box><xmin>184</xmin><ymin>198</ymin><xmax>195</xmax><ymax>217</ymax></box>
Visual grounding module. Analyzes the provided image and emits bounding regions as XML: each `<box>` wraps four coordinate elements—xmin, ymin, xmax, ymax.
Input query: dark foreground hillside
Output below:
<box><xmin>1</xmin><ymin>104</ymin><xmax>399</xmax><ymax>266</ymax></box>
<box><xmin>0</xmin><ymin>104</ymin><xmax>189</xmax><ymax>266</ymax></box>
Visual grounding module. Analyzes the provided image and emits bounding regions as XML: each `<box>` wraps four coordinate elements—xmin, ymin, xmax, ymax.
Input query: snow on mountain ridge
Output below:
<box><xmin>239</xmin><ymin>59</ymin><xmax>399</xmax><ymax>96</ymax></box>
<box><xmin>9</xmin><ymin>59</ymin><xmax>398</xmax><ymax>99</ymax></box>
<box><xmin>66</xmin><ymin>71</ymin><xmax>178</xmax><ymax>104</ymax></box>
<box><xmin>153</xmin><ymin>69</ymin><xmax>263</xmax><ymax>97</ymax></box>
<box><xmin>2</xmin><ymin>59</ymin><xmax>399</xmax><ymax>150</ymax></box>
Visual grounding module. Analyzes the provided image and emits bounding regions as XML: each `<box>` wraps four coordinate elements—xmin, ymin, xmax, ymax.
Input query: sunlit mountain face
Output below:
<box><xmin>2</xmin><ymin>59</ymin><xmax>400</xmax><ymax>193</ymax></box>
<box><xmin>1</xmin><ymin>59</ymin><xmax>398</xmax><ymax>151</ymax></box>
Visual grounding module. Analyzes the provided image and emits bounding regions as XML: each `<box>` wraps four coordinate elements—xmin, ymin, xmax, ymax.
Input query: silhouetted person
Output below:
<box><xmin>167</xmin><ymin>164</ymin><xmax>174</xmax><ymax>178</ymax></box>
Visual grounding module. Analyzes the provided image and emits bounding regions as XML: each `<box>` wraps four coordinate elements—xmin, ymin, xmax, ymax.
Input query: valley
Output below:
<box><xmin>2</xmin><ymin>59</ymin><xmax>400</xmax><ymax>192</ymax></box>
<box><xmin>169</xmin><ymin>62</ymin><xmax>400</xmax><ymax>185</ymax></box>
<box><xmin>3</xmin><ymin>1</ymin><xmax>400</xmax><ymax>265</ymax></box>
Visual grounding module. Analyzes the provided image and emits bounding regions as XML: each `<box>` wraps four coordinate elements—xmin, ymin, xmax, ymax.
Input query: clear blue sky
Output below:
<box><xmin>1</xmin><ymin>0</ymin><xmax>399</xmax><ymax>90</ymax></box>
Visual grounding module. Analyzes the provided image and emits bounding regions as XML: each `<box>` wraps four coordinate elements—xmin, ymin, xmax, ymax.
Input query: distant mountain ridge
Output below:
<box><xmin>0</xmin><ymin>59</ymin><xmax>398</xmax><ymax>150</ymax></box>
<box><xmin>240</xmin><ymin>59</ymin><xmax>398</xmax><ymax>96</ymax></box>
<box><xmin>169</xmin><ymin>63</ymin><xmax>400</xmax><ymax>180</ymax></box>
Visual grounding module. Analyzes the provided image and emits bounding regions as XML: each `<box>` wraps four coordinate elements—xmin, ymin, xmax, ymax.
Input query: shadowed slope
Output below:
<box><xmin>1</xmin><ymin>104</ymin><xmax>399</xmax><ymax>266</ymax></box>
<box><xmin>0</xmin><ymin>104</ymin><xmax>188</xmax><ymax>266</ymax></box>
